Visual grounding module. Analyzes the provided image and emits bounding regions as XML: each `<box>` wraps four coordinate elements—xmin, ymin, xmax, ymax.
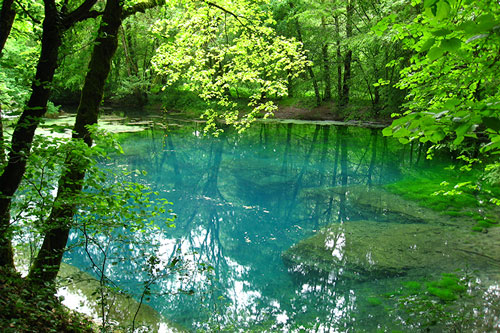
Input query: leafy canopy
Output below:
<box><xmin>151</xmin><ymin>0</ymin><xmax>309</xmax><ymax>134</ymax></box>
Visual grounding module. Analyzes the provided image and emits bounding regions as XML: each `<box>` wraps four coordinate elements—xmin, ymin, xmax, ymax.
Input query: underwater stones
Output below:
<box><xmin>282</xmin><ymin>221</ymin><xmax>462</xmax><ymax>279</ymax></box>
<box><xmin>351</xmin><ymin>188</ymin><xmax>443</xmax><ymax>224</ymax></box>
<box><xmin>299</xmin><ymin>185</ymin><xmax>444</xmax><ymax>225</ymax></box>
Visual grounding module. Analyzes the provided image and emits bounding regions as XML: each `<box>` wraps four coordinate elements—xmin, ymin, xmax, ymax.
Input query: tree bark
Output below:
<box><xmin>29</xmin><ymin>0</ymin><xmax>123</xmax><ymax>283</ymax></box>
<box><xmin>0</xmin><ymin>0</ymin><xmax>15</xmax><ymax>54</ymax></box>
<box><xmin>340</xmin><ymin>0</ymin><xmax>353</xmax><ymax>107</ymax></box>
<box><xmin>293</xmin><ymin>17</ymin><xmax>321</xmax><ymax>106</ymax></box>
<box><xmin>321</xmin><ymin>17</ymin><xmax>331</xmax><ymax>101</ymax></box>
<box><xmin>0</xmin><ymin>0</ymin><xmax>99</xmax><ymax>269</ymax></box>
<box><xmin>335</xmin><ymin>15</ymin><xmax>342</xmax><ymax>104</ymax></box>
<box><xmin>0</xmin><ymin>1</ymin><xmax>62</xmax><ymax>268</ymax></box>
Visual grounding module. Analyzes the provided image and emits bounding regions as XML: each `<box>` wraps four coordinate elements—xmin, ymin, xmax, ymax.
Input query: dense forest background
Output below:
<box><xmin>0</xmin><ymin>0</ymin><xmax>499</xmax><ymax>331</ymax></box>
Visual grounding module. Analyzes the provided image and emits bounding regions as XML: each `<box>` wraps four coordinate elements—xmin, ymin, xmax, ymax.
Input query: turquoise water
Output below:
<box><xmin>64</xmin><ymin>122</ymin><xmax>498</xmax><ymax>331</ymax></box>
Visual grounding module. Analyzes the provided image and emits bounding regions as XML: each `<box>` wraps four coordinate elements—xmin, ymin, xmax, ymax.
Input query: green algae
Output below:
<box><xmin>384</xmin><ymin>168</ymin><xmax>500</xmax><ymax>231</ymax></box>
<box><xmin>367</xmin><ymin>297</ymin><xmax>383</xmax><ymax>306</ymax></box>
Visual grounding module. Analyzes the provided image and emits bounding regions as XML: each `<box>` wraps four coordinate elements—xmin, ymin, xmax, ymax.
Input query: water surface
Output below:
<box><xmin>64</xmin><ymin>122</ymin><xmax>499</xmax><ymax>331</ymax></box>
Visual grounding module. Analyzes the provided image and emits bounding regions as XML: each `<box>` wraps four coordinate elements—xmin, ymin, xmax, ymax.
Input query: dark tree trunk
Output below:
<box><xmin>29</xmin><ymin>0</ymin><xmax>123</xmax><ymax>283</ymax></box>
<box><xmin>340</xmin><ymin>1</ymin><xmax>353</xmax><ymax>107</ymax></box>
<box><xmin>321</xmin><ymin>17</ymin><xmax>331</xmax><ymax>101</ymax></box>
<box><xmin>293</xmin><ymin>17</ymin><xmax>321</xmax><ymax>106</ymax></box>
<box><xmin>0</xmin><ymin>2</ymin><xmax>62</xmax><ymax>268</ymax></box>
<box><xmin>335</xmin><ymin>15</ymin><xmax>342</xmax><ymax>104</ymax></box>
<box><xmin>0</xmin><ymin>0</ymin><xmax>100</xmax><ymax>269</ymax></box>
<box><xmin>322</xmin><ymin>43</ymin><xmax>332</xmax><ymax>101</ymax></box>
<box><xmin>0</xmin><ymin>0</ymin><xmax>15</xmax><ymax>53</ymax></box>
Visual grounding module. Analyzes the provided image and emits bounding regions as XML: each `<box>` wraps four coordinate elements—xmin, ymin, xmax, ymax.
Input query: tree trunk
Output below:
<box><xmin>29</xmin><ymin>0</ymin><xmax>124</xmax><ymax>283</ymax></box>
<box><xmin>294</xmin><ymin>17</ymin><xmax>321</xmax><ymax>106</ymax></box>
<box><xmin>335</xmin><ymin>15</ymin><xmax>342</xmax><ymax>104</ymax></box>
<box><xmin>0</xmin><ymin>2</ymin><xmax>62</xmax><ymax>268</ymax></box>
<box><xmin>340</xmin><ymin>0</ymin><xmax>353</xmax><ymax>107</ymax></box>
<box><xmin>1</xmin><ymin>0</ymin><xmax>16</xmax><ymax>164</ymax></box>
<box><xmin>321</xmin><ymin>17</ymin><xmax>331</xmax><ymax>101</ymax></box>
<box><xmin>0</xmin><ymin>0</ymin><xmax>15</xmax><ymax>53</ymax></box>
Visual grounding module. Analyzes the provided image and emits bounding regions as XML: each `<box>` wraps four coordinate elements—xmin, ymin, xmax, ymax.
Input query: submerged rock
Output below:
<box><xmin>282</xmin><ymin>220</ymin><xmax>495</xmax><ymax>280</ymax></box>
<box><xmin>299</xmin><ymin>186</ymin><xmax>447</xmax><ymax>225</ymax></box>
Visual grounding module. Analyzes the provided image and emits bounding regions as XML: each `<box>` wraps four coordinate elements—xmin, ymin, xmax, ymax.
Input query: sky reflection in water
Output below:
<box><xmin>63</xmin><ymin>122</ymin><xmax>499</xmax><ymax>332</ymax></box>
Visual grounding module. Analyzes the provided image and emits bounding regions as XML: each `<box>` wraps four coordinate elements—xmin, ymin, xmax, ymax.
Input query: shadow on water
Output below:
<box><xmin>62</xmin><ymin>122</ymin><xmax>500</xmax><ymax>332</ymax></box>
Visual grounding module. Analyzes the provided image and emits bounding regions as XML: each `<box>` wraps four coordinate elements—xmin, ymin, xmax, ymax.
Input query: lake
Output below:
<box><xmin>63</xmin><ymin>121</ymin><xmax>500</xmax><ymax>332</ymax></box>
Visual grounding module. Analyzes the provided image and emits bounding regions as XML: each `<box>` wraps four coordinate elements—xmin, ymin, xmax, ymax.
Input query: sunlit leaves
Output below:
<box><xmin>151</xmin><ymin>0</ymin><xmax>308</xmax><ymax>132</ymax></box>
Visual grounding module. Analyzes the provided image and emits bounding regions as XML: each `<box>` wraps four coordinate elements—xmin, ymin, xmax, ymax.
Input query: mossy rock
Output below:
<box><xmin>282</xmin><ymin>220</ymin><xmax>500</xmax><ymax>280</ymax></box>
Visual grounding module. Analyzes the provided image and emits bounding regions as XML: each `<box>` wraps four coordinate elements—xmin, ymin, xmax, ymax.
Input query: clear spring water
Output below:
<box><xmin>63</xmin><ymin>121</ymin><xmax>499</xmax><ymax>332</ymax></box>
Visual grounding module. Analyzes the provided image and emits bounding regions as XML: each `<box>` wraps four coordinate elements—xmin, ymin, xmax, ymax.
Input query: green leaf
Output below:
<box><xmin>453</xmin><ymin>135</ymin><xmax>464</xmax><ymax>145</ymax></box>
<box><xmin>441</xmin><ymin>38</ymin><xmax>461</xmax><ymax>52</ymax></box>
<box><xmin>427</xmin><ymin>46</ymin><xmax>444</xmax><ymax>60</ymax></box>
<box><xmin>419</xmin><ymin>38</ymin><xmax>436</xmax><ymax>52</ymax></box>
<box><xmin>382</xmin><ymin>127</ymin><xmax>393</xmax><ymax>136</ymax></box>
<box><xmin>435</xmin><ymin>1</ymin><xmax>451</xmax><ymax>20</ymax></box>
<box><xmin>455</xmin><ymin>122</ymin><xmax>471</xmax><ymax>137</ymax></box>
<box><xmin>483</xmin><ymin>117</ymin><xmax>500</xmax><ymax>132</ymax></box>
<box><xmin>432</xmin><ymin>29</ymin><xmax>451</xmax><ymax>37</ymax></box>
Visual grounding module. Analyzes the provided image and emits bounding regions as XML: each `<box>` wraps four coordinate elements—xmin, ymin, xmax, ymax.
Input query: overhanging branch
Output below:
<box><xmin>62</xmin><ymin>0</ymin><xmax>99</xmax><ymax>28</ymax></box>
<box><xmin>122</xmin><ymin>0</ymin><xmax>165</xmax><ymax>20</ymax></box>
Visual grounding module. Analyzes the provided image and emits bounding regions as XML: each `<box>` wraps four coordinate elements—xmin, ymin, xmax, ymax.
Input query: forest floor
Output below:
<box><xmin>273</xmin><ymin>101</ymin><xmax>392</xmax><ymax>124</ymax></box>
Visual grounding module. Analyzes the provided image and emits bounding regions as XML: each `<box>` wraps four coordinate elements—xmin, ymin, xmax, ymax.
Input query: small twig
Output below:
<box><xmin>13</xmin><ymin>0</ymin><xmax>41</xmax><ymax>24</ymax></box>
<box><xmin>203</xmin><ymin>0</ymin><xmax>254</xmax><ymax>31</ymax></box>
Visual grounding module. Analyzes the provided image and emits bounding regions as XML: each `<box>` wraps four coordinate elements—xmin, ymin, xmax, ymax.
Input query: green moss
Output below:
<box><xmin>475</xmin><ymin>220</ymin><xmax>494</xmax><ymax>228</ymax></box>
<box><xmin>367</xmin><ymin>297</ymin><xmax>382</xmax><ymax>306</ymax></box>
<box><xmin>403</xmin><ymin>281</ymin><xmax>422</xmax><ymax>293</ymax></box>
<box><xmin>425</xmin><ymin>274</ymin><xmax>466</xmax><ymax>301</ymax></box>
<box><xmin>383</xmin><ymin>168</ymin><xmax>493</xmax><ymax>227</ymax></box>
<box><xmin>427</xmin><ymin>287</ymin><xmax>457</xmax><ymax>301</ymax></box>
<box><xmin>471</xmin><ymin>226</ymin><xmax>484</xmax><ymax>232</ymax></box>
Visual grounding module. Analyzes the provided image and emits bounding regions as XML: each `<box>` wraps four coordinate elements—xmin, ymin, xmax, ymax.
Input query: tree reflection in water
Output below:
<box><xmin>64</xmin><ymin>122</ymin><xmax>443</xmax><ymax>331</ymax></box>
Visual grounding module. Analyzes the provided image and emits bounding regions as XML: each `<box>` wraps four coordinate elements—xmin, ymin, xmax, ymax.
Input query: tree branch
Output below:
<box><xmin>62</xmin><ymin>0</ymin><xmax>98</xmax><ymax>28</ymax></box>
<box><xmin>13</xmin><ymin>0</ymin><xmax>41</xmax><ymax>25</ymax></box>
<box><xmin>122</xmin><ymin>0</ymin><xmax>165</xmax><ymax>20</ymax></box>
<box><xmin>203</xmin><ymin>0</ymin><xmax>253</xmax><ymax>31</ymax></box>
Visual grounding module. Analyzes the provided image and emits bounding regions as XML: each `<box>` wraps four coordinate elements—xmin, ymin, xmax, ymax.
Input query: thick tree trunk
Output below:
<box><xmin>0</xmin><ymin>3</ymin><xmax>62</xmax><ymax>268</ymax></box>
<box><xmin>0</xmin><ymin>0</ymin><xmax>15</xmax><ymax>53</ymax></box>
<box><xmin>0</xmin><ymin>0</ymin><xmax>99</xmax><ymax>270</ymax></box>
<box><xmin>29</xmin><ymin>0</ymin><xmax>123</xmax><ymax>283</ymax></box>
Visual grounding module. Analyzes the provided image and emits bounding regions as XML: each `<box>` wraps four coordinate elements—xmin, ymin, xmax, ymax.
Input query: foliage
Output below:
<box><xmin>379</xmin><ymin>0</ymin><xmax>500</xmax><ymax>214</ymax></box>
<box><xmin>11</xmin><ymin>127</ymin><xmax>182</xmax><ymax>329</ymax></box>
<box><xmin>0</xmin><ymin>268</ymin><xmax>95</xmax><ymax>333</ymax></box>
<box><xmin>151</xmin><ymin>0</ymin><xmax>309</xmax><ymax>133</ymax></box>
